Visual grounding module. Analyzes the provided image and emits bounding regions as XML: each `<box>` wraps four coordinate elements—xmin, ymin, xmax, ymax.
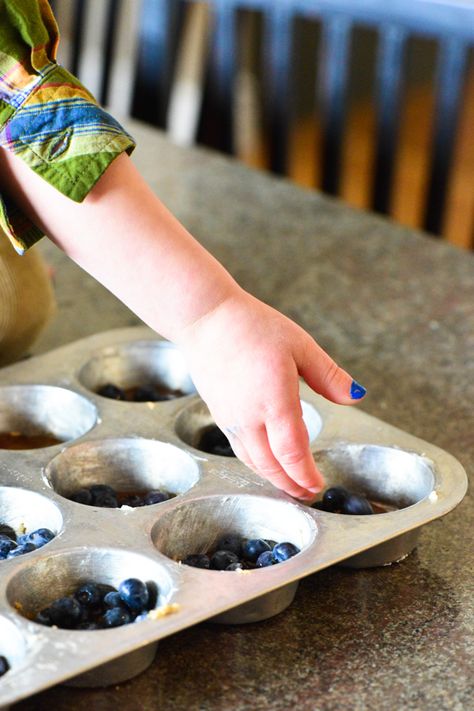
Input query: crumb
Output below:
<box><xmin>147</xmin><ymin>603</ymin><xmax>180</xmax><ymax>620</ymax></box>
<box><xmin>235</xmin><ymin>568</ymin><xmax>252</xmax><ymax>575</ymax></box>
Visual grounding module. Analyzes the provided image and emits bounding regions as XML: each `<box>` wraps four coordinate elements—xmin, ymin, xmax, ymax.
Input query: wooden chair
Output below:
<box><xmin>195</xmin><ymin>0</ymin><xmax>474</xmax><ymax>242</ymax></box>
<box><xmin>50</xmin><ymin>0</ymin><xmax>474</xmax><ymax>245</ymax></box>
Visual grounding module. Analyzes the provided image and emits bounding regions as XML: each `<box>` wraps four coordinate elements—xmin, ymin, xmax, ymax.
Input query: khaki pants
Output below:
<box><xmin>0</xmin><ymin>239</ymin><xmax>56</xmax><ymax>367</ymax></box>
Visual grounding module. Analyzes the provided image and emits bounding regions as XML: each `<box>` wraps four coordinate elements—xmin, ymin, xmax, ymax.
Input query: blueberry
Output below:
<box><xmin>215</xmin><ymin>534</ymin><xmax>243</xmax><ymax>556</ymax></box>
<box><xmin>97</xmin><ymin>384</ymin><xmax>126</xmax><ymax>400</ymax></box>
<box><xmin>312</xmin><ymin>501</ymin><xmax>326</xmax><ymax>511</ymax></box>
<box><xmin>341</xmin><ymin>494</ymin><xmax>374</xmax><ymax>515</ymax></box>
<box><xmin>143</xmin><ymin>491</ymin><xmax>169</xmax><ymax>506</ymax></box>
<box><xmin>74</xmin><ymin>582</ymin><xmax>103</xmax><ymax>608</ymax></box>
<box><xmin>0</xmin><ymin>655</ymin><xmax>10</xmax><ymax>677</ymax></box>
<box><xmin>102</xmin><ymin>607</ymin><xmax>132</xmax><ymax>628</ymax></box>
<box><xmin>96</xmin><ymin>583</ymin><xmax>116</xmax><ymax>599</ymax></box>
<box><xmin>48</xmin><ymin>597</ymin><xmax>82</xmax><ymax>628</ymax></box>
<box><xmin>0</xmin><ymin>524</ymin><xmax>16</xmax><ymax>541</ymax></box>
<box><xmin>198</xmin><ymin>426</ymin><xmax>235</xmax><ymax>457</ymax></box>
<box><xmin>322</xmin><ymin>486</ymin><xmax>350</xmax><ymax>512</ymax></box>
<box><xmin>35</xmin><ymin>608</ymin><xmax>53</xmax><ymax>626</ymax></box>
<box><xmin>182</xmin><ymin>554</ymin><xmax>210</xmax><ymax>569</ymax></box>
<box><xmin>256</xmin><ymin>550</ymin><xmax>275</xmax><ymax>567</ymax></box>
<box><xmin>265</xmin><ymin>539</ymin><xmax>278</xmax><ymax>549</ymax></box>
<box><xmin>103</xmin><ymin>591</ymin><xmax>127</xmax><ymax>609</ymax></box>
<box><xmin>7</xmin><ymin>542</ymin><xmax>36</xmax><ymax>558</ymax></box>
<box><xmin>118</xmin><ymin>578</ymin><xmax>149</xmax><ymax>612</ymax></box>
<box><xmin>0</xmin><ymin>534</ymin><xmax>17</xmax><ymax>556</ymax></box>
<box><xmin>69</xmin><ymin>488</ymin><xmax>93</xmax><ymax>505</ymax></box>
<box><xmin>145</xmin><ymin>581</ymin><xmax>158</xmax><ymax>610</ymax></box>
<box><xmin>25</xmin><ymin>528</ymin><xmax>55</xmax><ymax>548</ymax></box>
<box><xmin>16</xmin><ymin>533</ymin><xmax>29</xmax><ymax>546</ymax></box>
<box><xmin>89</xmin><ymin>484</ymin><xmax>118</xmax><ymax>508</ymax></box>
<box><xmin>210</xmin><ymin>550</ymin><xmax>239</xmax><ymax>570</ymax></box>
<box><xmin>132</xmin><ymin>385</ymin><xmax>160</xmax><ymax>402</ymax></box>
<box><xmin>242</xmin><ymin>539</ymin><xmax>271</xmax><ymax>563</ymax></box>
<box><xmin>272</xmin><ymin>542</ymin><xmax>300</xmax><ymax>562</ymax></box>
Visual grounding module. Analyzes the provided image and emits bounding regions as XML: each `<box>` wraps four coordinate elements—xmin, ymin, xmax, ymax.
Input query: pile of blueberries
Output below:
<box><xmin>34</xmin><ymin>578</ymin><xmax>155</xmax><ymax>630</ymax></box>
<box><xmin>197</xmin><ymin>425</ymin><xmax>235</xmax><ymax>457</ymax></box>
<box><xmin>97</xmin><ymin>383</ymin><xmax>183</xmax><ymax>402</ymax></box>
<box><xmin>313</xmin><ymin>486</ymin><xmax>374</xmax><ymax>515</ymax></box>
<box><xmin>182</xmin><ymin>534</ymin><xmax>300</xmax><ymax>571</ymax></box>
<box><xmin>68</xmin><ymin>484</ymin><xmax>172</xmax><ymax>508</ymax></box>
<box><xmin>0</xmin><ymin>524</ymin><xmax>55</xmax><ymax>560</ymax></box>
<box><xmin>0</xmin><ymin>655</ymin><xmax>9</xmax><ymax>678</ymax></box>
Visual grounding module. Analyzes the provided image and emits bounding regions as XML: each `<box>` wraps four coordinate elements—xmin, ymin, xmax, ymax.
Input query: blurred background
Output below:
<box><xmin>49</xmin><ymin>0</ymin><xmax>474</xmax><ymax>250</ymax></box>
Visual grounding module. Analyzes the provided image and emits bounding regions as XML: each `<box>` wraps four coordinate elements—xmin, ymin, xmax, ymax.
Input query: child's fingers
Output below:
<box><xmin>265</xmin><ymin>414</ymin><xmax>325</xmax><ymax>492</ymax></box>
<box><xmin>229</xmin><ymin>424</ymin><xmax>316</xmax><ymax>499</ymax></box>
<box><xmin>298</xmin><ymin>339</ymin><xmax>367</xmax><ymax>405</ymax></box>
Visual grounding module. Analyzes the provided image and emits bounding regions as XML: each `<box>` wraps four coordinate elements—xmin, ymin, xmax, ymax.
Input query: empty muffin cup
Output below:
<box><xmin>78</xmin><ymin>340</ymin><xmax>196</xmax><ymax>401</ymax></box>
<box><xmin>0</xmin><ymin>487</ymin><xmax>63</xmax><ymax>560</ymax></box>
<box><xmin>0</xmin><ymin>386</ymin><xmax>97</xmax><ymax>449</ymax></box>
<box><xmin>175</xmin><ymin>399</ymin><xmax>323</xmax><ymax>454</ymax></box>
<box><xmin>44</xmin><ymin>437</ymin><xmax>200</xmax><ymax>507</ymax></box>
<box><xmin>6</xmin><ymin>548</ymin><xmax>175</xmax><ymax>686</ymax></box>
<box><xmin>314</xmin><ymin>443</ymin><xmax>436</xmax><ymax>567</ymax></box>
<box><xmin>151</xmin><ymin>494</ymin><xmax>316</xmax><ymax>623</ymax></box>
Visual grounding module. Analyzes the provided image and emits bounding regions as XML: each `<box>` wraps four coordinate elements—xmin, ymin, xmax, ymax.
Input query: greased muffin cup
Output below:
<box><xmin>0</xmin><ymin>327</ymin><xmax>467</xmax><ymax>707</ymax></box>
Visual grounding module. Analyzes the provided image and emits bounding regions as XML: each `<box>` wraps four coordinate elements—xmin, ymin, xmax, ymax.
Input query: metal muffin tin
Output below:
<box><xmin>0</xmin><ymin>326</ymin><xmax>468</xmax><ymax>707</ymax></box>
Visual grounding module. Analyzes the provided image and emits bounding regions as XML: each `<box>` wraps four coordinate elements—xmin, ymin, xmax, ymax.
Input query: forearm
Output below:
<box><xmin>0</xmin><ymin>149</ymin><xmax>241</xmax><ymax>342</ymax></box>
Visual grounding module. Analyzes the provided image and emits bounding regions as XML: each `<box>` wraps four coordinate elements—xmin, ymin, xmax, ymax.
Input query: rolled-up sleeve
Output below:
<box><xmin>0</xmin><ymin>0</ymin><xmax>135</xmax><ymax>253</ymax></box>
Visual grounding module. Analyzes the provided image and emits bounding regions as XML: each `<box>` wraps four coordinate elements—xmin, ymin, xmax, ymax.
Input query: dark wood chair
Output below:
<box><xmin>51</xmin><ymin>0</ymin><xmax>474</xmax><ymax>243</ymax></box>
<box><xmin>197</xmin><ymin>0</ymin><xmax>474</xmax><ymax>241</ymax></box>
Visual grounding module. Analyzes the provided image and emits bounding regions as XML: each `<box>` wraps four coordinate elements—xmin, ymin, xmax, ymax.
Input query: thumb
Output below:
<box><xmin>298</xmin><ymin>339</ymin><xmax>367</xmax><ymax>405</ymax></box>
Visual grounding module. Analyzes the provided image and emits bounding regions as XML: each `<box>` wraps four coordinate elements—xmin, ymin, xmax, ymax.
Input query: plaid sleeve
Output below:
<box><xmin>0</xmin><ymin>0</ymin><xmax>135</xmax><ymax>254</ymax></box>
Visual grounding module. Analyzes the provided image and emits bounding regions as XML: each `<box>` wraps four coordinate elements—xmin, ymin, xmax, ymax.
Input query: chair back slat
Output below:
<box><xmin>423</xmin><ymin>37</ymin><xmax>469</xmax><ymax>235</ymax></box>
<box><xmin>372</xmin><ymin>23</ymin><xmax>408</xmax><ymax>214</ymax></box>
<box><xmin>318</xmin><ymin>14</ymin><xmax>352</xmax><ymax>195</ymax></box>
<box><xmin>262</xmin><ymin>4</ymin><xmax>293</xmax><ymax>175</ymax></box>
<box><xmin>167</xmin><ymin>3</ymin><xmax>211</xmax><ymax>147</ymax></box>
<box><xmin>70</xmin><ymin>0</ymin><xmax>88</xmax><ymax>78</ymax></box>
<box><xmin>207</xmin><ymin>0</ymin><xmax>237</xmax><ymax>153</ymax></box>
<box><xmin>75</xmin><ymin>0</ymin><xmax>109</xmax><ymax>99</ymax></box>
<box><xmin>106</xmin><ymin>0</ymin><xmax>142</xmax><ymax>116</ymax></box>
<box><xmin>134</xmin><ymin>0</ymin><xmax>183</xmax><ymax>127</ymax></box>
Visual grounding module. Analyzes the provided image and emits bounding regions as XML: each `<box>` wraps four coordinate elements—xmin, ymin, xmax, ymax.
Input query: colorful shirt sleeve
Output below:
<box><xmin>0</xmin><ymin>0</ymin><xmax>136</xmax><ymax>253</ymax></box>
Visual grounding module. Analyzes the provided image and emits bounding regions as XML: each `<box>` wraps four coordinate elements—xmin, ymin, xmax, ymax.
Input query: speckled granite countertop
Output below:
<box><xmin>14</xmin><ymin>120</ymin><xmax>473</xmax><ymax>710</ymax></box>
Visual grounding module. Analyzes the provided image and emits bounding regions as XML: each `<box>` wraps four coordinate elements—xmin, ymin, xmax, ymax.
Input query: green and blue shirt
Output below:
<box><xmin>0</xmin><ymin>0</ymin><xmax>135</xmax><ymax>253</ymax></box>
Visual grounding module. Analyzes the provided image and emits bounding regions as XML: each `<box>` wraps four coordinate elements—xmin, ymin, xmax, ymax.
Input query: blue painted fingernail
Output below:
<box><xmin>350</xmin><ymin>380</ymin><xmax>367</xmax><ymax>400</ymax></box>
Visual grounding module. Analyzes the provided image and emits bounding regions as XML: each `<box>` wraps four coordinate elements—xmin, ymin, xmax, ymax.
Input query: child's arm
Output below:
<box><xmin>0</xmin><ymin>147</ymin><xmax>365</xmax><ymax>499</ymax></box>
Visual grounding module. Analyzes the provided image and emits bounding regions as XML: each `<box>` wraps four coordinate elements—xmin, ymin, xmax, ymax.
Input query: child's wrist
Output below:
<box><xmin>173</xmin><ymin>285</ymin><xmax>248</xmax><ymax>351</ymax></box>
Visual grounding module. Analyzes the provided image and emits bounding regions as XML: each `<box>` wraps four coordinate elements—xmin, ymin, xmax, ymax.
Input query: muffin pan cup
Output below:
<box><xmin>0</xmin><ymin>327</ymin><xmax>467</xmax><ymax>707</ymax></box>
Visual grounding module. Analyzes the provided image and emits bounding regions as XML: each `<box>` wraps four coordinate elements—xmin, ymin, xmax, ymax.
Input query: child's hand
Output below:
<box><xmin>178</xmin><ymin>289</ymin><xmax>366</xmax><ymax>500</ymax></box>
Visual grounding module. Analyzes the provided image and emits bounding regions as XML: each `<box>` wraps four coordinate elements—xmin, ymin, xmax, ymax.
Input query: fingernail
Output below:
<box><xmin>308</xmin><ymin>486</ymin><xmax>323</xmax><ymax>494</ymax></box>
<box><xmin>299</xmin><ymin>492</ymin><xmax>316</xmax><ymax>502</ymax></box>
<box><xmin>350</xmin><ymin>380</ymin><xmax>367</xmax><ymax>400</ymax></box>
